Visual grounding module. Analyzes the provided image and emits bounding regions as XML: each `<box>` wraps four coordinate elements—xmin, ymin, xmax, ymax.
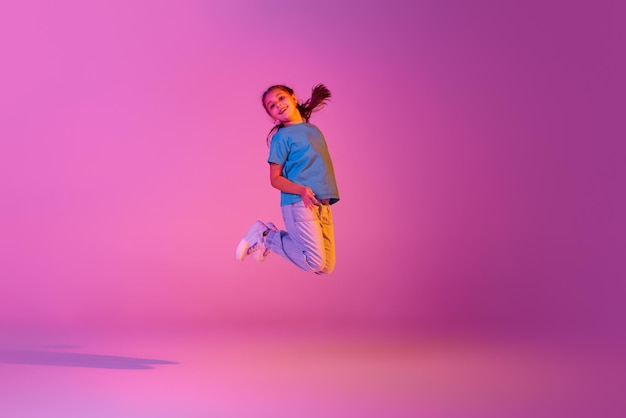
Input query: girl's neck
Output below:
<box><xmin>284</xmin><ymin>114</ymin><xmax>304</xmax><ymax>126</ymax></box>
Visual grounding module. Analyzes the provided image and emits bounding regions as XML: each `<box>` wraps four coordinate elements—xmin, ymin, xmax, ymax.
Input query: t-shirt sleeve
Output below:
<box><xmin>268</xmin><ymin>134</ymin><xmax>288</xmax><ymax>165</ymax></box>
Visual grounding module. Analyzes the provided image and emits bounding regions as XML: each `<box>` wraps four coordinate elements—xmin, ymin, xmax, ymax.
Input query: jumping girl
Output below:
<box><xmin>235</xmin><ymin>84</ymin><xmax>340</xmax><ymax>275</ymax></box>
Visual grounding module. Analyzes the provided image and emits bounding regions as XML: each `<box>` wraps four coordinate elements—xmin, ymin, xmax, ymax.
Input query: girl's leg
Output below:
<box><xmin>265</xmin><ymin>201</ymin><xmax>329</xmax><ymax>273</ymax></box>
<box><xmin>316</xmin><ymin>204</ymin><xmax>336</xmax><ymax>275</ymax></box>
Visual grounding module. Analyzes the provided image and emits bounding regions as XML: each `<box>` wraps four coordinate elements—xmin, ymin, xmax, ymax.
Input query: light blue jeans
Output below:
<box><xmin>265</xmin><ymin>200</ymin><xmax>336</xmax><ymax>275</ymax></box>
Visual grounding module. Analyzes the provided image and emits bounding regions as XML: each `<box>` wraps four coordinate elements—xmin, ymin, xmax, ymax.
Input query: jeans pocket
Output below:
<box><xmin>293</xmin><ymin>201</ymin><xmax>317</xmax><ymax>223</ymax></box>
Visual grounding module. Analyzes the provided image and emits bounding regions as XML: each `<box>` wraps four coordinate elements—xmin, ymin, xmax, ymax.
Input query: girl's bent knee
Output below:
<box><xmin>314</xmin><ymin>260</ymin><xmax>335</xmax><ymax>275</ymax></box>
<box><xmin>305</xmin><ymin>257</ymin><xmax>325</xmax><ymax>273</ymax></box>
<box><xmin>304</xmin><ymin>250</ymin><xmax>330</xmax><ymax>273</ymax></box>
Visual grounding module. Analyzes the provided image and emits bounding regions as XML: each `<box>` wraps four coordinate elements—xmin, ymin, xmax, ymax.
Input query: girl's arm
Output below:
<box><xmin>269</xmin><ymin>163</ymin><xmax>319</xmax><ymax>209</ymax></box>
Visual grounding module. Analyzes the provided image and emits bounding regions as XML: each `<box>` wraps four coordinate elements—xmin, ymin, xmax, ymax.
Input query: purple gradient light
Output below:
<box><xmin>1</xmin><ymin>0</ymin><xmax>625</xmax><ymax>415</ymax></box>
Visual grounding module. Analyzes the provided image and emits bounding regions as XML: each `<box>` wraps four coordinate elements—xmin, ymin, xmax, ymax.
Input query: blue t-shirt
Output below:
<box><xmin>268</xmin><ymin>123</ymin><xmax>340</xmax><ymax>206</ymax></box>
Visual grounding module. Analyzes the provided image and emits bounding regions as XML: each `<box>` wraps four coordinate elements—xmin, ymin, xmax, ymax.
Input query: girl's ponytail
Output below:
<box><xmin>298</xmin><ymin>84</ymin><xmax>331</xmax><ymax>123</ymax></box>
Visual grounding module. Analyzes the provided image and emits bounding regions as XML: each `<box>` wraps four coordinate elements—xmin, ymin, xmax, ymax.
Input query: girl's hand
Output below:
<box><xmin>269</xmin><ymin>164</ymin><xmax>320</xmax><ymax>208</ymax></box>
<box><xmin>300</xmin><ymin>186</ymin><xmax>319</xmax><ymax>209</ymax></box>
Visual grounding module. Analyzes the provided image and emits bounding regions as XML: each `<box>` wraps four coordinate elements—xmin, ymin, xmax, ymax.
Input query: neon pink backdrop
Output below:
<box><xmin>1</xmin><ymin>0</ymin><xmax>624</xmax><ymax>340</ymax></box>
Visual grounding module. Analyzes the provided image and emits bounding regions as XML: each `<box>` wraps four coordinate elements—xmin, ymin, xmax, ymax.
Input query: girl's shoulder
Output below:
<box><xmin>274</xmin><ymin>123</ymin><xmax>322</xmax><ymax>142</ymax></box>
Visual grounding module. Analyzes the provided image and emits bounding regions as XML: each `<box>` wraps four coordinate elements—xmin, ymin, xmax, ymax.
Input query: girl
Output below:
<box><xmin>235</xmin><ymin>84</ymin><xmax>340</xmax><ymax>275</ymax></box>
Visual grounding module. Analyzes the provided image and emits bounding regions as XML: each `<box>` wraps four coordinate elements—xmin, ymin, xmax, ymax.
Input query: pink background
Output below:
<box><xmin>1</xmin><ymin>0</ymin><xmax>624</xmax><ymax>341</ymax></box>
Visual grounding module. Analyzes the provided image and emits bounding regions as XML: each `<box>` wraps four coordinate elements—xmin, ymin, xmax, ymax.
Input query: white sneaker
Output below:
<box><xmin>255</xmin><ymin>222</ymin><xmax>278</xmax><ymax>262</ymax></box>
<box><xmin>235</xmin><ymin>220</ymin><xmax>270</xmax><ymax>262</ymax></box>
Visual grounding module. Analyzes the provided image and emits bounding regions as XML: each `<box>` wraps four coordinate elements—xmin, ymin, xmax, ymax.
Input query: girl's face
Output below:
<box><xmin>263</xmin><ymin>88</ymin><xmax>302</xmax><ymax>125</ymax></box>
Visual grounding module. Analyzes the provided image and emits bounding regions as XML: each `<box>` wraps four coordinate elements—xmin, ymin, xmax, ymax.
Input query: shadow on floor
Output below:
<box><xmin>0</xmin><ymin>348</ymin><xmax>178</xmax><ymax>369</ymax></box>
